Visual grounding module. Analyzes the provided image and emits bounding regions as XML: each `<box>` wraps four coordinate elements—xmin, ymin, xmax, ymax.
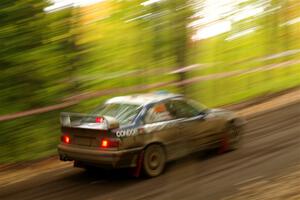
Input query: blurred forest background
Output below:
<box><xmin>1</xmin><ymin>0</ymin><xmax>300</xmax><ymax>163</ymax></box>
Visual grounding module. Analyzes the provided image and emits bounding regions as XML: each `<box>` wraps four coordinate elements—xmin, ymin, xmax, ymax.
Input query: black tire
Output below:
<box><xmin>143</xmin><ymin>144</ymin><xmax>166</xmax><ymax>177</ymax></box>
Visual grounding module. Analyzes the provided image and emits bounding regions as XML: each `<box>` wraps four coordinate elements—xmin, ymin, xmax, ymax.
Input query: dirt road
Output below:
<box><xmin>0</xmin><ymin>100</ymin><xmax>299</xmax><ymax>200</ymax></box>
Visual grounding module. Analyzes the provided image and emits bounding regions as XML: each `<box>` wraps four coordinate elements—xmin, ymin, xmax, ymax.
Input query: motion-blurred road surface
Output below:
<box><xmin>0</xmin><ymin>100</ymin><xmax>299</xmax><ymax>200</ymax></box>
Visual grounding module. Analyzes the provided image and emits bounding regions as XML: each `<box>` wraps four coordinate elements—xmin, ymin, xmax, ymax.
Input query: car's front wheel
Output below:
<box><xmin>143</xmin><ymin>144</ymin><xmax>166</xmax><ymax>177</ymax></box>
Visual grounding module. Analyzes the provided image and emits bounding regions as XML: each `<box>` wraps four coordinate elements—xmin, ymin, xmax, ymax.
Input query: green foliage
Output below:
<box><xmin>1</xmin><ymin>0</ymin><xmax>300</xmax><ymax>163</ymax></box>
<box><xmin>0</xmin><ymin>0</ymin><xmax>81</xmax><ymax>163</ymax></box>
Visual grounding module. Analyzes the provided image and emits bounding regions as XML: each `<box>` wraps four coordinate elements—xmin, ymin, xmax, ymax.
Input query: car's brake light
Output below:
<box><xmin>61</xmin><ymin>135</ymin><xmax>70</xmax><ymax>144</ymax></box>
<box><xmin>101</xmin><ymin>139</ymin><xmax>108</xmax><ymax>147</ymax></box>
<box><xmin>101</xmin><ymin>138</ymin><xmax>119</xmax><ymax>148</ymax></box>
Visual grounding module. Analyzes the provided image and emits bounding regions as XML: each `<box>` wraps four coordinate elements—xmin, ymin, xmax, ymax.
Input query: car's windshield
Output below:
<box><xmin>88</xmin><ymin>103</ymin><xmax>142</xmax><ymax>126</ymax></box>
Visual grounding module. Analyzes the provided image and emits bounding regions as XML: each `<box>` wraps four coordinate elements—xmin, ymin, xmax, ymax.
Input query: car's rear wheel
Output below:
<box><xmin>143</xmin><ymin>144</ymin><xmax>166</xmax><ymax>177</ymax></box>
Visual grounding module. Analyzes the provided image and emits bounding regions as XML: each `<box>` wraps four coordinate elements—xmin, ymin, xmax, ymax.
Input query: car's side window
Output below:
<box><xmin>166</xmin><ymin>99</ymin><xmax>199</xmax><ymax>118</ymax></box>
<box><xmin>144</xmin><ymin>102</ymin><xmax>174</xmax><ymax>124</ymax></box>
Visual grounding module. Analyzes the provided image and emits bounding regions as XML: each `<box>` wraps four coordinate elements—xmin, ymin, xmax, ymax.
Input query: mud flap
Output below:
<box><xmin>218</xmin><ymin>134</ymin><xmax>229</xmax><ymax>154</ymax></box>
<box><xmin>133</xmin><ymin>150</ymin><xmax>144</xmax><ymax>177</ymax></box>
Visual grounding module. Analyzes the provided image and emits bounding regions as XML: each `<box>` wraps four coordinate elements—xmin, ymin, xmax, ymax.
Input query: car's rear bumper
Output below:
<box><xmin>58</xmin><ymin>144</ymin><xmax>143</xmax><ymax>168</ymax></box>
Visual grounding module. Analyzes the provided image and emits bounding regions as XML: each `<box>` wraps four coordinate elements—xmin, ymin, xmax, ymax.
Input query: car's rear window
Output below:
<box><xmin>91</xmin><ymin>103</ymin><xmax>141</xmax><ymax>125</ymax></box>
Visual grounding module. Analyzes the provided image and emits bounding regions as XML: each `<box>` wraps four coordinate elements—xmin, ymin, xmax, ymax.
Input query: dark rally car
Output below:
<box><xmin>58</xmin><ymin>92</ymin><xmax>246</xmax><ymax>177</ymax></box>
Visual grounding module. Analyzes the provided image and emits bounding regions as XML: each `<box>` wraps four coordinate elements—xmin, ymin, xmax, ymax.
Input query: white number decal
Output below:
<box><xmin>116</xmin><ymin>129</ymin><xmax>138</xmax><ymax>137</ymax></box>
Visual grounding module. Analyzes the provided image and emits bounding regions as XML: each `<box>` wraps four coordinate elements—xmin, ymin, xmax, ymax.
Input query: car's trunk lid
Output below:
<box><xmin>60</xmin><ymin>112</ymin><xmax>120</xmax><ymax>148</ymax></box>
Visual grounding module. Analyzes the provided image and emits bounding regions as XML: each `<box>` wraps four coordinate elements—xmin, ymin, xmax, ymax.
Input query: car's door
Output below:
<box><xmin>166</xmin><ymin>99</ymin><xmax>220</xmax><ymax>153</ymax></box>
<box><xmin>136</xmin><ymin>101</ymin><xmax>184</xmax><ymax>161</ymax></box>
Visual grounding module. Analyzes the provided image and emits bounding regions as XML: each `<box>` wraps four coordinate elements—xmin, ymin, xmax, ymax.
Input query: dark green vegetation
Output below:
<box><xmin>1</xmin><ymin>0</ymin><xmax>300</xmax><ymax>163</ymax></box>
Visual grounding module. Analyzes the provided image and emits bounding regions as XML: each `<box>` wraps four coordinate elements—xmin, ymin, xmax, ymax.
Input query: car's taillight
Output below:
<box><xmin>61</xmin><ymin>135</ymin><xmax>70</xmax><ymax>144</ymax></box>
<box><xmin>100</xmin><ymin>138</ymin><xmax>119</xmax><ymax>148</ymax></box>
<box><xmin>101</xmin><ymin>139</ymin><xmax>108</xmax><ymax>147</ymax></box>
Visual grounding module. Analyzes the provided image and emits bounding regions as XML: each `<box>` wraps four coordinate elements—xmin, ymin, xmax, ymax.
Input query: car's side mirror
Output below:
<box><xmin>198</xmin><ymin>111</ymin><xmax>207</xmax><ymax>120</ymax></box>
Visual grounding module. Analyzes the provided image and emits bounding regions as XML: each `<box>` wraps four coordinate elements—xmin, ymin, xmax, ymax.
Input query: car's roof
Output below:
<box><xmin>105</xmin><ymin>92</ymin><xmax>183</xmax><ymax>106</ymax></box>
